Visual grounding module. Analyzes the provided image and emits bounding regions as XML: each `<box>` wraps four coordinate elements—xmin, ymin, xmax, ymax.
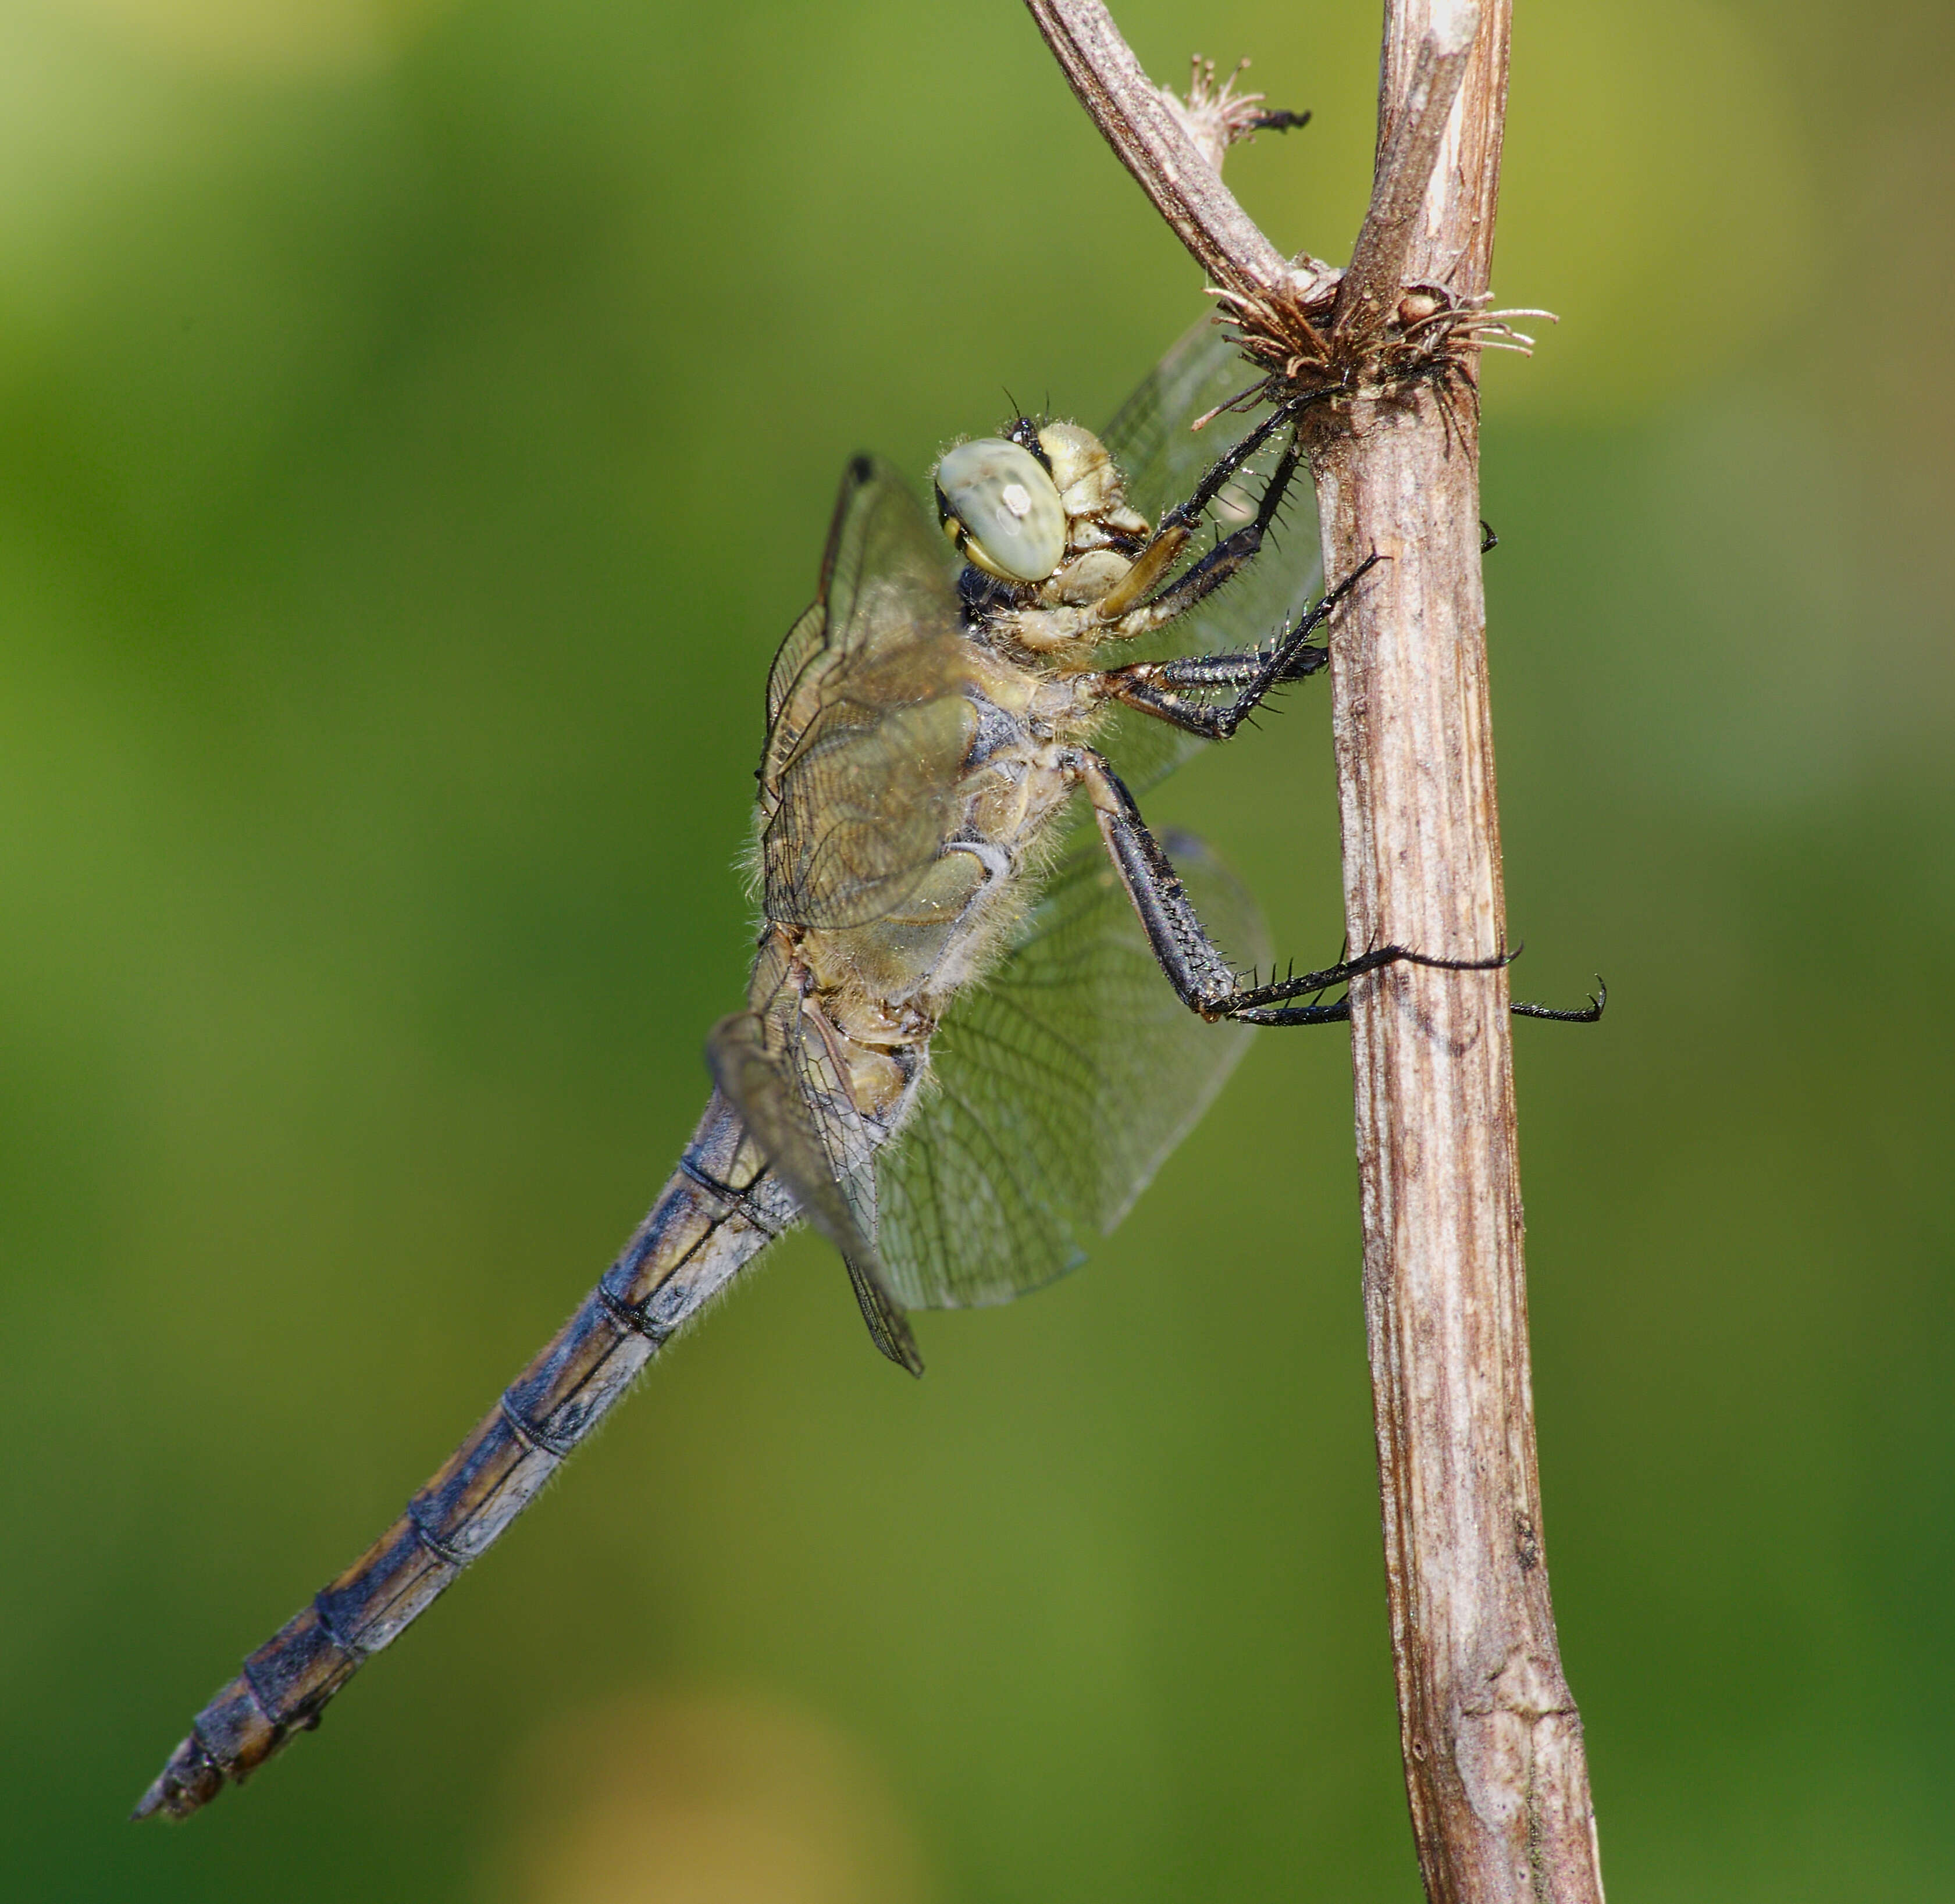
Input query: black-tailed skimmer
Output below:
<box><xmin>136</xmin><ymin>320</ymin><xmax>1596</xmax><ymax>1821</ymax></box>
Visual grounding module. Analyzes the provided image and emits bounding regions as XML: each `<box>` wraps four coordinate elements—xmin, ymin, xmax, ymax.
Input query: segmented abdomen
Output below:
<box><xmin>133</xmin><ymin>1093</ymin><xmax>793</xmax><ymax>1820</ymax></box>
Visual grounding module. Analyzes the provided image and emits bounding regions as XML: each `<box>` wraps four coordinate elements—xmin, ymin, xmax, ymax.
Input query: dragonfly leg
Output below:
<box><xmin>1096</xmin><ymin>554</ymin><xmax>1386</xmax><ymax>741</ymax></box>
<box><xmin>1155</xmin><ymin>400</ymin><xmax>1302</xmax><ymax>536</ymax></box>
<box><xmin>1069</xmin><ymin>746</ymin><xmax>1513</xmax><ymax>1025</ymax></box>
<box><xmin>1242</xmin><ymin>968</ymin><xmax>1605</xmax><ymax>1026</ymax></box>
<box><xmin>1095</xmin><ymin>416</ymin><xmax>1307</xmax><ymax>623</ymax></box>
<box><xmin>1511</xmin><ymin>978</ymin><xmax>1607</xmax><ymax>1024</ymax></box>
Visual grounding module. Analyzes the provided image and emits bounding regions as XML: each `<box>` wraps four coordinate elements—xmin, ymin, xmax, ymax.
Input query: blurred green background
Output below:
<box><xmin>3</xmin><ymin>0</ymin><xmax>1950</xmax><ymax>1897</ymax></box>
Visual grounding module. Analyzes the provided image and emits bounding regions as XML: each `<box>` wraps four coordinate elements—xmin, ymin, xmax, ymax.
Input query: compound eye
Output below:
<box><xmin>933</xmin><ymin>438</ymin><xmax>1066</xmax><ymax>583</ymax></box>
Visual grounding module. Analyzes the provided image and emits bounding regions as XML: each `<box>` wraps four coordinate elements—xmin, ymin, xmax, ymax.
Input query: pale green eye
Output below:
<box><xmin>934</xmin><ymin>438</ymin><xmax>1066</xmax><ymax>583</ymax></box>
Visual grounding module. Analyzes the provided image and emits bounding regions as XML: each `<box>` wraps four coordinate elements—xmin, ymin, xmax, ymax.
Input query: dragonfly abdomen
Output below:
<box><xmin>133</xmin><ymin>1094</ymin><xmax>793</xmax><ymax>1821</ymax></box>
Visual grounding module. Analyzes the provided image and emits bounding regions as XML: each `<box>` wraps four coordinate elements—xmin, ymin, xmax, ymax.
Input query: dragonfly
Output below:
<box><xmin>134</xmin><ymin>320</ymin><xmax>1595</xmax><ymax>1821</ymax></box>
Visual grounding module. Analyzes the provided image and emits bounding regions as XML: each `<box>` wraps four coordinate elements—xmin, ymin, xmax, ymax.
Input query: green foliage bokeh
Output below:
<box><xmin>3</xmin><ymin>0</ymin><xmax>1951</xmax><ymax>1898</ymax></box>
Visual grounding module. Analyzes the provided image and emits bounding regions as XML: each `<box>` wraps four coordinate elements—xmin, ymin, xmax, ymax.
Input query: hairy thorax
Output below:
<box><xmin>752</xmin><ymin>415</ymin><xmax>1158</xmax><ymax>1136</ymax></box>
<box><xmin>799</xmin><ymin>657</ymin><xmax>1104</xmax><ymax>1019</ymax></box>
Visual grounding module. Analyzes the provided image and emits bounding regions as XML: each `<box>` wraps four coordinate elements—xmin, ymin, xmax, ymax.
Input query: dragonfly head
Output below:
<box><xmin>934</xmin><ymin>421</ymin><xmax>1135</xmax><ymax>589</ymax></box>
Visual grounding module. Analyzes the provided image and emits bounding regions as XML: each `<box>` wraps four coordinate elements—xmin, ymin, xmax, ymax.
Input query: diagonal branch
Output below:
<box><xmin>1022</xmin><ymin>0</ymin><xmax>1304</xmax><ymax>301</ymax></box>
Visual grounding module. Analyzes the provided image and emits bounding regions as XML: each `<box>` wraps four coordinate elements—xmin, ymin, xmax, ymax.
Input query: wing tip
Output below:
<box><xmin>847</xmin><ymin>1259</ymin><xmax>925</xmax><ymax>1377</ymax></box>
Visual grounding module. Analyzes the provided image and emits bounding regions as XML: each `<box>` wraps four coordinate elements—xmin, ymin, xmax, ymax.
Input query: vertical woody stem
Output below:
<box><xmin>1019</xmin><ymin>0</ymin><xmax>1605</xmax><ymax>1889</ymax></box>
<box><xmin>1308</xmin><ymin>1</ymin><xmax>1605</xmax><ymax>1897</ymax></box>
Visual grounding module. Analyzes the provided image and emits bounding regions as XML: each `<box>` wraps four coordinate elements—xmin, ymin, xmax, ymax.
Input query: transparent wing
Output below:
<box><xmin>760</xmin><ymin>458</ymin><xmax>978</xmax><ymax>930</ymax></box>
<box><xmin>707</xmin><ymin>1000</ymin><xmax>922</xmax><ymax>1372</ymax></box>
<box><xmin>1095</xmin><ymin>318</ymin><xmax>1327</xmax><ymax>798</ymax></box>
<box><xmin>765</xmin><ymin>600</ymin><xmax>825</xmax><ymax>731</ymax></box>
<box><xmin>763</xmin><ymin>455</ymin><xmax>963</xmax><ymax>754</ymax></box>
<box><xmin>763</xmin><ymin>687</ymin><xmax>977</xmax><ymax>929</ymax></box>
<box><xmin>875</xmin><ymin>830</ymin><xmax>1270</xmax><ymax>1310</ymax></box>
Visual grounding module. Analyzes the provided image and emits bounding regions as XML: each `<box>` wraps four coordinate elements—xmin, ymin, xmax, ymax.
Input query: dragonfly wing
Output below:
<box><xmin>763</xmin><ymin>686</ymin><xmax>978</xmax><ymax>930</ymax></box>
<box><xmin>760</xmin><ymin>458</ymin><xmax>978</xmax><ymax>932</ymax></box>
<box><xmin>765</xmin><ymin>600</ymin><xmax>825</xmax><ymax>731</ymax></box>
<box><xmin>763</xmin><ymin>457</ymin><xmax>963</xmax><ymax>767</ymax></box>
<box><xmin>818</xmin><ymin>454</ymin><xmax>964</xmax><ymax>662</ymax></box>
<box><xmin>875</xmin><ymin>830</ymin><xmax>1269</xmax><ymax>1310</ymax></box>
<box><xmin>707</xmin><ymin>1003</ymin><xmax>923</xmax><ymax>1373</ymax></box>
<box><xmin>1095</xmin><ymin>319</ymin><xmax>1327</xmax><ymax>798</ymax></box>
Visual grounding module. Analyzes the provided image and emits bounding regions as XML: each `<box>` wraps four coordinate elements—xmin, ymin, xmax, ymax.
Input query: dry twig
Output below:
<box><xmin>1022</xmin><ymin>2</ymin><xmax>1605</xmax><ymax>1897</ymax></box>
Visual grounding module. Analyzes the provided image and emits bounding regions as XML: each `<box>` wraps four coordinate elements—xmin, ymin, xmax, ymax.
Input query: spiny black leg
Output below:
<box><xmin>1101</xmin><ymin>552</ymin><xmax>1384</xmax><ymax>741</ymax></box>
<box><xmin>1070</xmin><ymin>746</ymin><xmax>1510</xmax><ymax>1026</ymax></box>
<box><xmin>1152</xmin><ymin>379</ymin><xmax>1352</xmax><ymax>540</ymax></box>
<box><xmin>1234</xmin><ymin>996</ymin><xmax>1351</xmax><ymax>1025</ymax></box>
<box><xmin>1511</xmin><ymin>978</ymin><xmax>1607</xmax><ymax>1024</ymax></box>
<box><xmin>1096</xmin><ymin>413</ymin><xmax>1308</xmax><ymax>621</ymax></box>
<box><xmin>1232</xmin><ymin>948</ymin><xmax>1349</xmax><ymax>1025</ymax></box>
<box><xmin>1071</xmin><ymin>748</ymin><xmax>1239</xmax><ymax>1004</ymax></box>
<box><xmin>1130</xmin><ymin>648</ymin><xmax>1302</xmax><ymax>692</ymax></box>
<box><xmin>1218</xmin><ymin>937</ymin><xmax>1515</xmax><ymax>1014</ymax></box>
<box><xmin>1105</xmin><ymin>499</ymin><xmax>1300</xmax><ymax>634</ymax></box>
<box><xmin>1156</xmin><ymin>401</ymin><xmax>1301</xmax><ymax>536</ymax></box>
<box><xmin>1247</xmin><ymin>976</ymin><xmax>1608</xmax><ymax>1028</ymax></box>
